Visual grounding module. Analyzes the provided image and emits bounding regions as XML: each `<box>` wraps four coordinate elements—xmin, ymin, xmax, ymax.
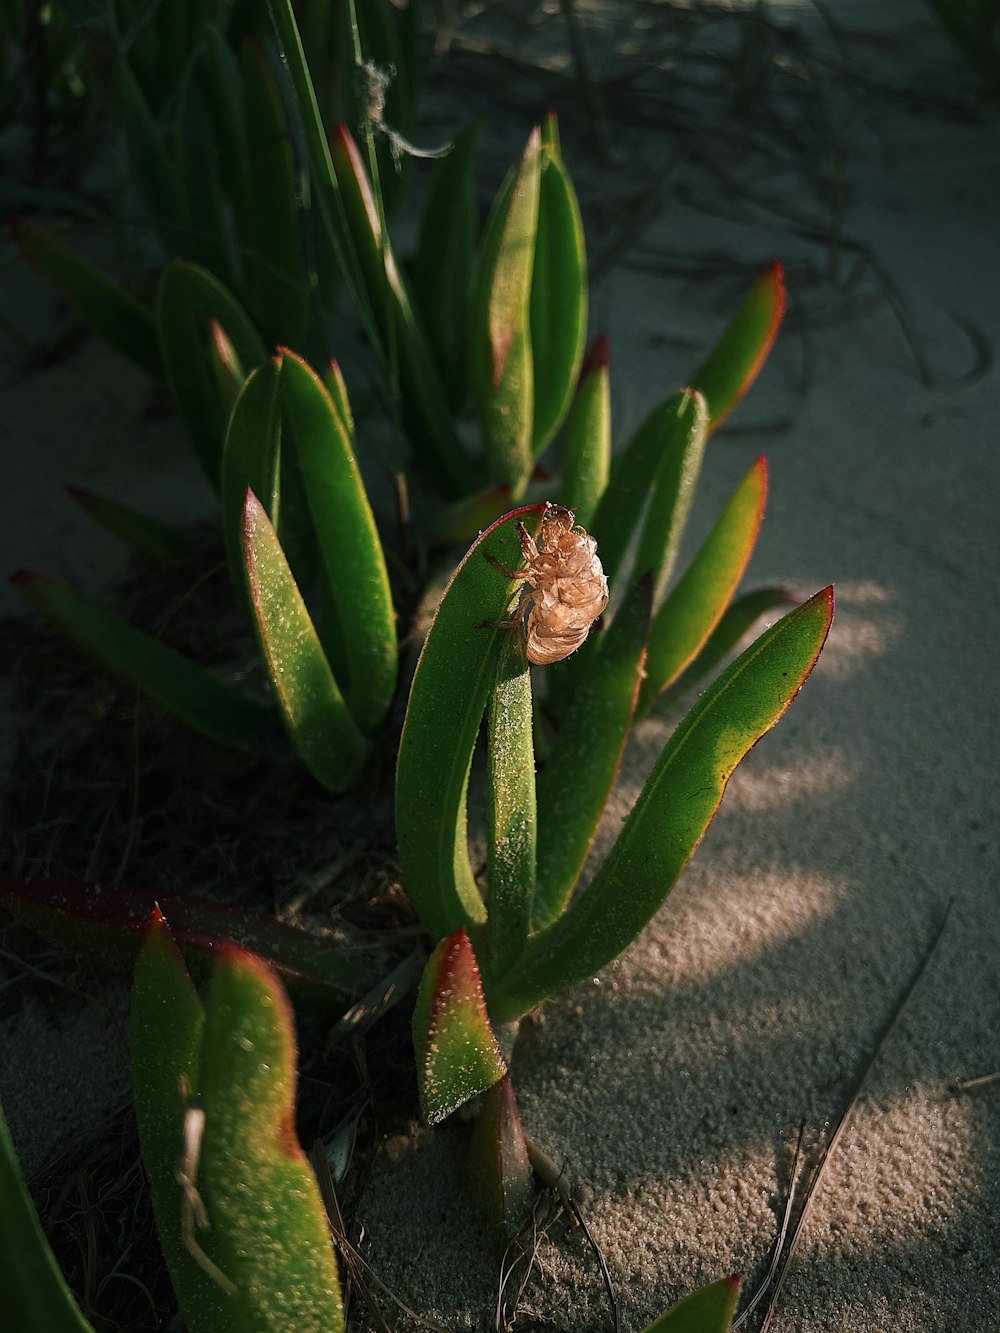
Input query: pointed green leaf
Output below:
<box><xmin>560</xmin><ymin>334</ymin><xmax>611</xmax><ymax>529</ymax></box>
<box><xmin>471</xmin><ymin>128</ymin><xmax>542</xmax><ymax>496</ymax></box>
<box><xmin>639</xmin><ymin>456</ymin><xmax>768</xmax><ymax>711</ymax></box>
<box><xmin>66</xmin><ymin>486</ymin><xmax>190</xmax><ymax>564</ymax></box>
<box><xmin>241</xmin><ymin>41</ymin><xmax>308</xmax><ymax>346</ymax></box>
<box><xmin>657</xmin><ymin>586</ymin><xmax>796</xmax><ymax>709</ymax></box>
<box><xmin>412</xmin><ymin>930</ymin><xmax>506</xmax><ymax>1124</ymax></box>
<box><xmin>487</xmin><ymin>637</ymin><xmax>537</xmax><ymax>977</ymax></box>
<box><xmin>590</xmin><ymin>390</ymin><xmax>701</xmax><ymax>597</ymax></box>
<box><xmin>0</xmin><ymin>1100</ymin><xmax>95</xmax><ymax>1332</ymax></box>
<box><xmin>14</xmin><ymin>220</ymin><xmax>162</xmax><ymax>379</ymax></box>
<box><xmin>469</xmin><ymin>1075</ymin><xmax>534</xmax><ymax>1245</ymax></box>
<box><xmin>691</xmin><ymin>262</ymin><xmax>785</xmax><ymax>431</ymax></box>
<box><xmin>632</xmin><ymin>390</ymin><xmax>709</xmax><ymax>602</ymax></box>
<box><xmin>396</xmin><ymin>505</ymin><xmax>545</xmax><ymax>942</ymax></box>
<box><xmin>208</xmin><ymin>319</ymin><xmax>247</xmax><ymax>410</ymax></box>
<box><xmin>2</xmin><ymin>878</ymin><xmax>378</xmax><ymax>1010</ymax></box>
<box><xmin>11</xmin><ymin>571</ymin><xmax>276</xmax><ymax>754</ymax></box>
<box><xmin>279</xmin><ymin>350</ymin><xmax>396</xmax><ymax>734</ymax></box>
<box><xmin>158</xmin><ymin>260</ymin><xmax>267</xmax><ymax>490</ymax></box>
<box><xmin>412</xmin><ymin>120</ymin><xmax>480</xmax><ymax>403</ymax></box>
<box><xmin>222</xmin><ymin>357</ymin><xmax>282</xmax><ymax>616</ymax></box>
<box><xmin>329</xmin><ymin>126</ymin><xmax>474</xmax><ymax>495</ymax></box>
<box><xmin>132</xmin><ymin>911</ymin><xmax>241</xmax><ymax>1332</ymax></box>
<box><xmin>533</xmin><ymin>575</ymin><xmax>651</xmax><ymax>928</ymax></box>
<box><xmin>489</xmin><ymin>588</ymin><xmax>834</xmax><ymax>1021</ymax></box>
<box><xmin>243</xmin><ymin>488</ymin><xmax>370</xmax><ymax>791</ymax></box>
<box><xmin>530</xmin><ymin>118</ymin><xmax>587</xmax><ymax>455</ymax></box>
<box><xmin>322</xmin><ymin>359</ymin><xmax>354</xmax><ymax>438</ymax></box>
<box><xmin>642</xmin><ymin>1277</ymin><xmax>741</xmax><ymax>1333</ymax></box>
<box><xmin>197</xmin><ymin>947</ymin><xmax>345</xmax><ymax>1329</ymax></box>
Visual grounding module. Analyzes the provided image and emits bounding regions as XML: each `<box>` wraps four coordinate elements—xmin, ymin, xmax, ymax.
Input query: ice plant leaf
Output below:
<box><xmin>240</xmin><ymin>41</ymin><xmax>308</xmax><ymax>347</ymax></box>
<box><xmin>279</xmin><ymin>350</ymin><xmax>396</xmax><ymax>734</ymax></box>
<box><xmin>641</xmin><ymin>1276</ymin><xmax>741</xmax><ymax>1332</ymax></box>
<box><xmin>13</xmin><ymin>219</ymin><xmax>162</xmax><ymax>379</ymax></box>
<box><xmin>242</xmin><ymin>488</ymin><xmax>371</xmax><ymax>791</ymax></box>
<box><xmin>533</xmin><ymin>574</ymin><xmax>651</xmax><ymax>928</ymax></box>
<box><xmin>412</xmin><ymin>930</ymin><xmax>506</xmax><ymax>1124</ymax></box>
<box><xmin>222</xmin><ymin>356</ymin><xmax>282</xmax><ymax>617</ymax></box>
<box><xmin>489</xmin><ymin>588</ymin><xmax>834</xmax><ymax>1021</ymax></box>
<box><xmin>158</xmin><ymin>261</ymin><xmax>267</xmax><ymax>491</ymax></box>
<box><xmin>560</xmin><ymin>333</ymin><xmax>611</xmax><ymax>529</ymax></box>
<box><xmin>657</xmin><ymin>586</ymin><xmax>796</xmax><ymax>708</ymax></box>
<box><xmin>0</xmin><ymin>1098</ymin><xmax>95</xmax><ymax>1332</ymax></box>
<box><xmin>118</xmin><ymin>61</ymin><xmax>187</xmax><ymax>255</ymax></box>
<box><xmin>471</xmin><ymin>128</ymin><xmax>542</xmax><ymax>496</ymax></box>
<box><xmin>396</xmin><ymin>505</ymin><xmax>545</xmax><ymax>942</ymax></box>
<box><xmin>66</xmin><ymin>486</ymin><xmax>190</xmax><ymax>564</ymax></box>
<box><xmin>469</xmin><ymin>1075</ymin><xmax>534</xmax><ymax>1244</ymax></box>
<box><xmin>329</xmin><ymin>125</ymin><xmax>475</xmax><ymax>496</ymax></box>
<box><xmin>590</xmin><ymin>390</ymin><xmax>702</xmax><ymax>597</ymax></box>
<box><xmin>11</xmin><ymin>571</ymin><xmax>276</xmax><ymax>754</ymax></box>
<box><xmin>131</xmin><ymin>911</ymin><xmax>241</xmax><ymax>1332</ymax></box>
<box><xmin>412</xmin><ymin>120</ymin><xmax>480</xmax><ymax>403</ymax></box>
<box><xmin>639</xmin><ymin>456</ymin><xmax>768</xmax><ymax>712</ymax></box>
<box><xmin>487</xmin><ymin>637</ymin><xmax>537</xmax><ymax>977</ymax></box>
<box><xmin>0</xmin><ymin>878</ymin><xmax>378</xmax><ymax>1010</ymax></box>
<box><xmin>632</xmin><ymin>389</ymin><xmax>709</xmax><ymax>602</ymax></box>
<box><xmin>196</xmin><ymin>947</ymin><xmax>345</xmax><ymax>1329</ymax></box>
<box><xmin>691</xmin><ymin>262</ymin><xmax>785</xmax><ymax>431</ymax></box>
<box><xmin>530</xmin><ymin>116</ymin><xmax>587</xmax><ymax>455</ymax></box>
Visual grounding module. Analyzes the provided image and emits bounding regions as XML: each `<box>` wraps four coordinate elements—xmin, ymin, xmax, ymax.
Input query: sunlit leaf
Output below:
<box><xmin>396</xmin><ymin>505</ymin><xmax>545</xmax><ymax>942</ymax></box>
<box><xmin>639</xmin><ymin>456</ymin><xmax>768</xmax><ymax>711</ymax></box>
<box><xmin>560</xmin><ymin>333</ymin><xmax>611</xmax><ymax>530</ymax></box>
<box><xmin>691</xmin><ymin>262</ymin><xmax>785</xmax><ymax>431</ymax></box>
<box><xmin>641</xmin><ymin>1277</ymin><xmax>741</xmax><ymax>1333</ymax></box>
<box><xmin>242</xmin><ymin>488</ymin><xmax>371</xmax><ymax>791</ymax></box>
<box><xmin>631</xmin><ymin>390</ymin><xmax>708</xmax><ymax>602</ymax></box>
<box><xmin>412</xmin><ymin>930</ymin><xmax>506</xmax><ymax>1124</ymax></box>
<box><xmin>489</xmin><ymin>588</ymin><xmax>834</xmax><ymax>1021</ymax></box>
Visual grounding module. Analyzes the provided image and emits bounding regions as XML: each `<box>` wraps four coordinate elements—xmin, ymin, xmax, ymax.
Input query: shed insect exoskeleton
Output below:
<box><xmin>480</xmin><ymin>504</ymin><xmax>609</xmax><ymax>665</ymax></box>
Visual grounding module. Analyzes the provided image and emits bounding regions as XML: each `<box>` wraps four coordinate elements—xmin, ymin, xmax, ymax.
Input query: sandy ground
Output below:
<box><xmin>2</xmin><ymin>2</ymin><xmax>998</xmax><ymax>1330</ymax></box>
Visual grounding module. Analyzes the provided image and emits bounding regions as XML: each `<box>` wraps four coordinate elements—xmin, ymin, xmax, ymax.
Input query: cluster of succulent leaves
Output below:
<box><xmin>5</xmin><ymin>0</ymin><xmax>833</xmax><ymax>1327</ymax></box>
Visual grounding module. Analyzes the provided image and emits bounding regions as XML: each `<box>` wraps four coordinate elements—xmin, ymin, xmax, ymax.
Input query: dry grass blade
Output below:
<box><xmin>731</xmin><ymin>1123</ymin><xmax>805</xmax><ymax>1331</ymax></box>
<box><xmin>753</xmin><ymin>905</ymin><xmax>954</xmax><ymax>1333</ymax></box>
<box><xmin>951</xmin><ymin>1070</ymin><xmax>1000</xmax><ymax>1094</ymax></box>
<box><xmin>567</xmin><ymin>1196</ymin><xmax>620</xmax><ymax>1333</ymax></box>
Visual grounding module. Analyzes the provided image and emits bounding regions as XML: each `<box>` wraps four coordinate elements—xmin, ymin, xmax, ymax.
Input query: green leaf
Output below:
<box><xmin>242</xmin><ymin>488</ymin><xmax>371</xmax><ymax>791</ymax></box>
<box><xmin>118</xmin><ymin>60</ymin><xmax>188</xmax><ymax>255</ymax></box>
<box><xmin>222</xmin><ymin>357</ymin><xmax>283</xmax><ymax>617</ymax></box>
<box><xmin>631</xmin><ymin>390</ymin><xmax>709</xmax><ymax>603</ymax></box>
<box><xmin>0</xmin><ymin>1100</ymin><xmax>95</xmax><ymax>1332</ymax></box>
<box><xmin>11</xmin><ymin>571</ymin><xmax>276</xmax><ymax>754</ymax></box>
<box><xmin>488</xmin><ymin>587</ymin><xmax>834</xmax><ymax>1021</ymax></box>
<box><xmin>560</xmin><ymin>334</ymin><xmax>611</xmax><ymax>529</ymax></box>
<box><xmin>412</xmin><ymin>930</ymin><xmax>506</xmax><ymax>1124</ymax></box>
<box><xmin>197</xmin><ymin>947</ymin><xmax>345</xmax><ymax>1330</ymax></box>
<box><xmin>639</xmin><ymin>456</ymin><xmax>768</xmax><ymax>712</ymax></box>
<box><xmin>471</xmin><ymin>128</ymin><xmax>542</xmax><ymax>496</ymax></box>
<box><xmin>132</xmin><ymin>910</ymin><xmax>241</xmax><ymax>1332</ymax></box>
<box><xmin>590</xmin><ymin>390</ymin><xmax>701</xmax><ymax>597</ymax></box>
<box><xmin>322</xmin><ymin>359</ymin><xmax>354</xmax><ymax>437</ymax></box>
<box><xmin>657</xmin><ymin>586</ymin><xmax>796</xmax><ymax>709</ymax></box>
<box><xmin>158</xmin><ymin>260</ymin><xmax>267</xmax><ymax>490</ymax></box>
<box><xmin>530</xmin><ymin>117</ymin><xmax>587</xmax><ymax>456</ymax></box>
<box><xmin>280</xmin><ymin>350</ymin><xmax>396</xmax><ymax>734</ymax></box>
<box><xmin>66</xmin><ymin>486</ymin><xmax>190</xmax><ymax>564</ymax></box>
<box><xmin>533</xmin><ymin>575</ymin><xmax>651</xmax><ymax>929</ymax></box>
<box><xmin>412</xmin><ymin>120</ymin><xmax>480</xmax><ymax>404</ymax></box>
<box><xmin>691</xmin><ymin>262</ymin><xmax>785</xmax><ymax>431</ymax></box>
<box><xmin>641</xmin><ymin>1277</ymin><xmax>741</xmax><ymax>1333</ymax></box>
<box><xmin>178</xmin><ymin>61</ymin><xmax>237</xmax><ymax>289</ymax></box>
<box><xmin>329</xmin><ymin>126</ymin><xmax>474</xmax><ymax>496</ymax></box>
<box><xmin>396</xmin><ymin>505</ymin><xmax>545</xmax><ymax>942</ymax></box>
<box><xmin>486</xmin><ymin>637</ymin><xmax>537</xmax><ymax>978</ymax></box>
<box><xmin>241</xmin><ymin>40</ymin><xmax>308</xmax><ymax>346</ymax></box>
<box><xmin>208</xmin><ymin>319</ymin><xmax>247</xmax><ymax>410</ymax></box>
<box><xmin>469</xmin><ymin>1075</ymin><xmax>534</xmax><ymax>1245</ymax></box>
<box><xmin>2</xmin><ymin>878</ymin><xmax>378</xmax><ymax>1011</ymax></box>
<box><xmin>14</xmin><ymin>220</ymin><xmax>162</xmax><ymax>379</ymax></box>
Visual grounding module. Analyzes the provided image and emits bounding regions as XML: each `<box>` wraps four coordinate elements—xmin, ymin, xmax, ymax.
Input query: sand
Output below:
<box><xmin>2</xmin><ymin>1</ymin><xmax>998</xmax><ymax>1330</ymax></box>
